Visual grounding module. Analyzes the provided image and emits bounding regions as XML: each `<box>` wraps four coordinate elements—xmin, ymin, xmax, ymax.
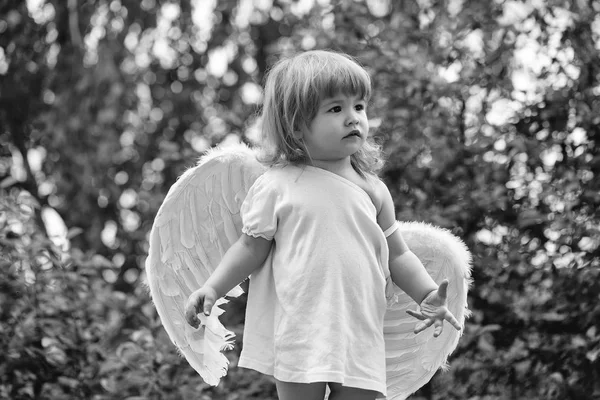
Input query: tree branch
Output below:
<box><xmin>8</xmin><ymin>121</ymin><xmax>49</xmax><ymax>235</ymax></box>
<box><xmin>68</xmin><ymin>0</ymin><xmax>83</xmax><ymax>49</ymax></box>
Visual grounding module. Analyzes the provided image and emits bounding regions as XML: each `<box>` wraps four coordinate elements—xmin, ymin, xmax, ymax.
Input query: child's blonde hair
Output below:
<box><xmin>257</xmin><ymin>50</ymin><xmax>384</xmax><ymax>176</ymax></box>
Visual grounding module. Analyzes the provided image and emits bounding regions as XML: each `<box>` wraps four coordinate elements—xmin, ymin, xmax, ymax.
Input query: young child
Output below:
<box><xmin>184</xmin><ymin>50</ymin><xmax>461</xmax><ymax>400</ymax></box>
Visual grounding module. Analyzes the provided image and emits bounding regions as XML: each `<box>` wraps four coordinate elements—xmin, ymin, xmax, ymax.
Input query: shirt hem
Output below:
<box><xmin>238</xmin><ymin>356</ymin><xmax>386</xmax><ymax>396</ymax></box>
<box><xmin>238</xmin><ymin>356</ymin><xmax>275</xmax><ymax>376</ymax></box>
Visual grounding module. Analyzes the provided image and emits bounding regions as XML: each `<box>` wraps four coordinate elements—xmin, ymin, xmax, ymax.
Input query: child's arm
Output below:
<box><xmin>185</xmin><ymin>233</ymin><xmax>272</xmax><ymax>328</ymax></box>
<box><xmin>375</xmin><ymin>179</ymin><xmax>461</xmax><ymax>336</ymax></box>
<box><xmin>375</xmin><ymin>179</ymin><xmax>437</xmax><ymax>301</ymax></box>
<box><xmin>386</xmin><ymin>228</ymin><xmax>438</xmax><ymax>303</ymax></box>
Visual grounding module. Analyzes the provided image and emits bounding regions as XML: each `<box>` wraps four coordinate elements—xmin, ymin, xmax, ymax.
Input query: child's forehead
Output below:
<box><xmin>319</xmin><ymin>92</ymin><xmax>365</xmax><ymax>102</ymax></box>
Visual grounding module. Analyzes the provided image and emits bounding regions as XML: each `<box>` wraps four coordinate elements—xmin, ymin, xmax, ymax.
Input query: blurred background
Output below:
<box><xmin>1</xmin><ymin>0</ymin><xmax>600</xmax><ymax>399</ymax></box>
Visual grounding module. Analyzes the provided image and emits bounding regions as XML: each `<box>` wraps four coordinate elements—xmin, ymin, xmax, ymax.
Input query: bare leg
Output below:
<box><xmin>328</xmin><ymin>383</ymin><xmax>378</xmax><ymax>400</ymax></box>
<box><xmin>275</xmin><ymin>379</ymin><xmax>327</xmax><ymax>400</ymax></box>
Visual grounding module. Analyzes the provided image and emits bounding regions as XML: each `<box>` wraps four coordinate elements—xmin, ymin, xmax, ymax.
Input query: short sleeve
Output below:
<box><xmin>241</xmin><ymin>174</ymin><xmax>279</xmax><ymax>240</ymax></box>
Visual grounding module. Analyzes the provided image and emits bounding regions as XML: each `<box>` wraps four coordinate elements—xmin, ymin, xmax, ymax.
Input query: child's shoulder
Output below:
<box><xmin>259</xmin><ymin>164</ymin><xmax>300</xmax><ymax>181</ymax></box>
<box><xmin>251</xmin><ymin>164</ymin><xmax>299</xmax><ymax>191</ymax></box>
<box><xmin>364</xmin><ymin>175</ymin><xmax>392</xmax><ymax>214</ymax></box>
<box><xmin>346</xmin><ymin>172</ymin><xmax>390</xmax><ymax>215</ymax></box>
<box><xmin>360</xmin><ymin>175</ymin><xmax>396</xmax><ymax>230</ymax></box>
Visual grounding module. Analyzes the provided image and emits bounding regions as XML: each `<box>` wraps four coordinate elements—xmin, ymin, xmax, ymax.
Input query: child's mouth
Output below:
<box><xmin>344</xmin><ymin>130</ymin><xmax>361</xmax><ymax>138</ymax></box>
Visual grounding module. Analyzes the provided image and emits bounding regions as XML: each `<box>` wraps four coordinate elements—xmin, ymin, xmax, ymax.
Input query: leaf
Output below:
<box><xmin>586</xmin><ymin>349</ymin><xmax>600</xmax><ymax>363</ymax></box>
<box><xmin>91</xmin><ymin>254</ymin><xmax>114</xmax><ymax>268</ymax></box>
<box><xmin>57</xmin><ymin>376</ymin><xmax>80</xmax><ymax>389</ymax></box>
<box><xmin>41</xmin><ymin>337</ymin><xmax>59</xmax><ymax>348</ymax></box>
<box><xmin>518</xmin><ymin>210</ymin><xmax>546</xmax><ymax>229</ymax></box>
<box><xmin>100</xmin><ymin>377</ymin><xmax>118</xmax><ymax>393</ymax></box>
<box><xmin>513</xmin><ymin>359</ymin><xmax>532</xmax><ymax>379</ymax></box>
<box><xmin>477</xmin><ymin>334</ymin><xmax>496</xmax><ymax>354</ymax></box>
<box><xmin>98</xmin><ymin>359</ymin><xmax>124</xmax><ymax>375</ymax></box>
<box><xmin>116</xmin><ymin>341</ymin><xmax>148</xmax><ymax>365</ymax></box>
<box><xmin>44</xmin><ymin>345</ymin><xmax>68</xmax><ymax>367</ymax></box>
<box><xmin>0</xmin><ymin>176</ymin><xmax>18</xmax><ymax>188</ymax></box>
<box><xmin>67</xmin><ymin>227</ymin><xmax>84</xmax><ymax>239</ymax></box>
<box><xmin>539</xmin><ymin>312</ymin><xmax>567</xmax><ymax>322</ymax></box>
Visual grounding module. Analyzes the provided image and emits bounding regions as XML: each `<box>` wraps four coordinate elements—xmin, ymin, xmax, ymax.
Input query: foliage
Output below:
<box><xmin>0</xmin><ymin>188</ymin><xmax>276</xmax><ymax>399</ymax></box>
<box><xmin>1</xmin><ymin>0</ymin><xmax>600</xmax><ymax>399</ymax></box>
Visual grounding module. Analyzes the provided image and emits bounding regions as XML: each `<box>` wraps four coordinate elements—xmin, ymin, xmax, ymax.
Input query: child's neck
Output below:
<box><xmin>308</xmin><ymin>156</ymin><xmax>354</xmax><ymax>176</ymax></box>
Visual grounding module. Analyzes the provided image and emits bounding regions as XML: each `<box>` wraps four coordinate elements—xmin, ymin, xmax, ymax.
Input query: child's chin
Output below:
<box><xmin>344</xmin><ymin>138</ymin><xmax>365</xmax><ymax>150</ymax></box>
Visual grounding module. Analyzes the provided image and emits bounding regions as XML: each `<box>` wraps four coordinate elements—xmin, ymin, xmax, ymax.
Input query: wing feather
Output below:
<box><xmin>145</xmin><ymin>143</ymin><xmax>266</xmax><ymax>386</ymax></box>
<box><xmin>147</xmin><ymin>145</ymin><xmax>471</xmax><ymax>391</ymax></box>
<box><xmin>385</xmin><ymin>221</ymin><xmax>472</xmax><ymax>399</ymax></box>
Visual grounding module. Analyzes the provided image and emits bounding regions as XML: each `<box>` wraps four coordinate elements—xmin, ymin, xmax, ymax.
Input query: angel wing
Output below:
<box><xmin>145</xmin><ymin>143</ymin><xmax>265</xmax><ymax>386</ymax></box>
<box><xmin>146</xmin><ymin>143</ymin><xmax>471</xmax><ymax>393</ymax></box>
<box><xmin>383</xmin><ymin>222</ymin><xmax>472</xmax><ymax>400</ymax></box>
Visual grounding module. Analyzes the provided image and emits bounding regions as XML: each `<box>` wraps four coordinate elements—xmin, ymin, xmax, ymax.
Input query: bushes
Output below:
<box><xmin>0</xmin><ymin>189</ymin><xmax>169</xmax><ymax>399</ymax></box>
<box><xmin>433</xmin><ymin>262</ymin><xmax>600</xmax><ymax>400</ymax></box>
<box><xmin>0</xmin><ymin>188</ymin><xmax>276</xmax><ymax>400</ymax></box>
<box><xmin>4</xmin><ymin>187</ymin><xmax>600</xmax><ymax>400</ymax></box>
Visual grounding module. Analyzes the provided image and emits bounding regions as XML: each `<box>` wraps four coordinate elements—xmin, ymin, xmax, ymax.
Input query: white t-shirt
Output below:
<box><xmin>238</xmin><ymin>164</ymin><xmax>391</xmax><ymax>395</ymax></box>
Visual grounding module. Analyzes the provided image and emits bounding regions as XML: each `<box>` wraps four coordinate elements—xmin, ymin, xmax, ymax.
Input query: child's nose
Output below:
<box><xmin>346</xmin><ymin>112</ymin><xmax>359</xmax><ymax>125</ymax></box>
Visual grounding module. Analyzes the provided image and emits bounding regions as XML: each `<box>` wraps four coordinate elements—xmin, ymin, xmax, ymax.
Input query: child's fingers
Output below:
<box><xmin>203</xmin><ymin>298</ymin><xmax>214</xmax><ymax>316</ymax></box>
<box><xmin>433</xmin><ymin>320</ymin><xmax>443</xmax><ymax>337</ymax></box>
<box><xmin>437</xmin><ymin>279</ymin><xmax>449</xmax><ymax>299</ymax></box>
<box><xmin>185</xmin><ymin>291</ymin><xmax>210</xmax><ymax>328</ymax></box>
<box><xmin>185</xmin><ymin>295</ymin><xmax>200</xmax><ymax>327</ymax></box>
<box><xmin>444</xmin><ymin>310</ymin><xmax>462</xmax><ymax>331</ymax></box>
<box><xmin>406</xmin><ymin>309</ymin><xmax>427</xmax><ymax>320</ymax></box>
<box><xmin>414</xmin><ymin>318</ymin><xmax>434</xmax><ymax>334</ymax></box>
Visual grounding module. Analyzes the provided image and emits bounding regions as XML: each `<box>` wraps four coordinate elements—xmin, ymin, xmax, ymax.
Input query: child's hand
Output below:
<box><xmin>185</xmin><ymin>286</ymin><xmax>218</xmax><ymax>329</ymax></box>
<box><xmin>406</xmin><ymin>279</ymin><xmax>462</xmax><ymax>337</ymax></box>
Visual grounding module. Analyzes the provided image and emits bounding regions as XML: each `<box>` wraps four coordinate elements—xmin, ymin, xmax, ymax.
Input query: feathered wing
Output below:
<box><xmin>145</xmin><ymin>142</ymin><xmax>471</xmax><ymax>391</ymax></box>
<box><xmin>384</xmin><ymin>222</ymin><xmax>472</xmax><ymax>400</ymax></box>
<box><xmin>145</xmin><ymin>143</ymin><xmax>266</xmax><ymax>386</ymax></box>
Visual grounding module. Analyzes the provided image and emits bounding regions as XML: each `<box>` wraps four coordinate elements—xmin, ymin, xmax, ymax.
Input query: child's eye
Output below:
<box><xmin>328</xmin><ymin>106</ymin><xmax>342</xmax><ymax>113</ymax></box>
<box><xmin>355</xmin><ymin>104</ymin><xmax>365</xmax><ymax>111</ymax></box>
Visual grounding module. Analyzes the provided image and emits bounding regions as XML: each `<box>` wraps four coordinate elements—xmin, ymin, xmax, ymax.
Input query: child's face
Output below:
<box><xmin>299</xmin><ymin>93</ymin><xmax>369</xmax><ymax>163</ymax></box>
